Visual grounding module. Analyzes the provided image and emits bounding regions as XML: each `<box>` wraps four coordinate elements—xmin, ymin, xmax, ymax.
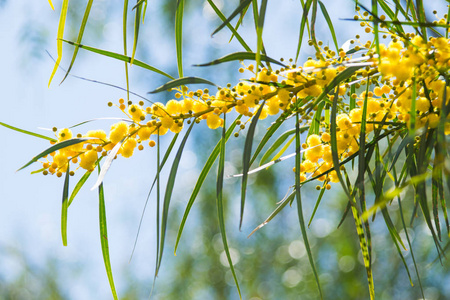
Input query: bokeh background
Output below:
<box><xmin>0</xmin><ymin>0</ymin><xmax>449</xmax><ymax>299</ymax></box>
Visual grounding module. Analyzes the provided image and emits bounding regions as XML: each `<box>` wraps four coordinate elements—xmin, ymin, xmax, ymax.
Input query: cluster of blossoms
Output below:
<box><xmin>39</xmin><ymin>29</ymin><xmax>450</xmax><ymax>189</ymax></box>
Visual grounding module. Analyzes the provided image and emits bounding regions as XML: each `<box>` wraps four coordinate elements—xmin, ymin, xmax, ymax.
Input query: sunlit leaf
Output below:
<box><xmin>149</xmin><ymin>77</ymin><xmax>217</xmax><ymax>94</ymax></box>
<box><xmin>194</xmin><ymin>51</ymin><xmax>286</xmax><ymax>67</ymax></box>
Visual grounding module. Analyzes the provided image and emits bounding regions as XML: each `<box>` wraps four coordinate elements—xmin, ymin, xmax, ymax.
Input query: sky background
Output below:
<box><xmin>1</xmin><ymin>1</ymin><xmax>449</xmax><ymax>299</ymax></box>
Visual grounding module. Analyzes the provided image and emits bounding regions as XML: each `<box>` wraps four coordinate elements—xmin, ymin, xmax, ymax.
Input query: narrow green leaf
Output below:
<box><xmin>194</xmin><ymin>51</ymin><xmax>286</xmax><ymax>67</ymax></box>
<box><xmin>0</xmin><ymin>122</ymin><xmax>56</xmax><ymax>142</ymax></box>
<box><xmin>62</xmin><ymin>40</ymin><xmax>174</xmax><ymax>80</ymax></box>
<box><xmin>98</xmin><ymin>165</ymin><xmax>118</xmax><ymax>300</ymax></box>
<box><xmin>295</xmin><ymin>113</ymin><xmax>322</xmax><ymax>299</ymax></box>
<box><xmin>18</xmin><ymin>137</ymin><xmax>94</xmax><ymax>171</ymax></box>
<box><xmin>206</xmin><ymin>0</ymin><xmax>252</xmax><ymax>52</ymax></box>
<box><xmin>308</xmin><ymin>182</ymin><xmax>326</xmax><ymax>227</ymax></box>
<box><xmin>123</xmin><ymin>0</ymin><xmax>130</xmax><ymax>100</ymax></box>
<box><xmin>61</xmin><ymin>166</ymin><xmax>70</xmax><ymax>246</ymax></box>
<box><xmin>175</xmin><ymin>0</ymin><xmax>185</xmax><ymax>77</ymax></box>
<box><xmin>241</xmin><ymin>101</ymin><xmax>266</xmax><ymax>230</ymax></box>
<box><xmin>175</xmin><ymin>116</ymin><xmax>240</xmax><ymax>254</ymax></box>
<box><xmin>318</xmin><ymin>1</ymin><xmax>338</xmax><ymax>52</ymax></box>
<box><xmin>156</xmin><ymin>121</ymin><xmax>195</xmax><ymax>275</ymax></box>
<box><xmin>248</xmin><ymin>191</ymin><xmax>294</xmax><ymax>237</ymax></box>
<box><xmin>295</xmin><ymin>0</ymin><xmax>313</xmax><ymax>62</ymax></box>
<box><xmin>260</xmin><ymin>129</ymin><xmax>296</xmax><ymax>166</ymax></box>
<box><xmin>130</xmin><ymin>0</ymin><xmax>143</xmax><ymax>65</ymax></box>
<box><xmin>60</xmin><ymin>0</ymin><xmax>93</xmax><ymax>83</ymax></box>
<box><xmin>48</xmin><ymin>0</ymin><xmax>69</xmax><ymax>87</ymax></box>
<box><xmin>216</xmin><ymin>114</ymin><xmax>242</xmax><ymax>299</ymax></box>
<box><xmin>255</xmin><ymin>0</ymin><xmax>268</xmax><ymax>71</ymax></box>
<box><xmin>149</xmin><ymin>76</ymin><xmax>217</xmax><ymax>94</ymax></box>
<box><xmin>211</xmin><ymin>0</ymin><xmax>252</xmax><ymax>36</ymax></box>
<box><xmin>68</xmin><ymin>169</ymin><xmax>92</xmax><ymax>206</ymax></box>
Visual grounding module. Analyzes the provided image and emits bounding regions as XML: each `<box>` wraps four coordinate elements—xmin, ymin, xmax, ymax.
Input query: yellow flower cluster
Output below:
<box><xmin>39</xmin><ymin>33</ymin><xmax>450</xmax><ymax>188</ymax></box>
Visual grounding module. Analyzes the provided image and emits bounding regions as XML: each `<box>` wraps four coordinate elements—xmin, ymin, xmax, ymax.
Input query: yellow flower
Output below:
<box><xmin>109</xmin><ymin>122</ymin><xmax>129</xmax><ymax>143</ymax></box>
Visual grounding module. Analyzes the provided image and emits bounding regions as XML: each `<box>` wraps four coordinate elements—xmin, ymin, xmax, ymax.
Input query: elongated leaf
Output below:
<box><xmin>240</xmin><ymin>101</ymin><xmax>266</xmax><ymax>230</ymax></box>
<box><xmin>62</xmin><ymin>40</ymin><xmax>174</xmax><ymax>80</ymax></box>
<box><xmin>18</xmin><ymin>137</ymin><xmax>94</xmax><ymax>171</ymax></box>
<box><xmin>123</xmin><ymin>0</ymin><xmax>130</xmax><ymax>100</ymax></box>
<box><xmin>260</xmin><ymin>129</ymin><xmax>296</xmax><ymax>166</ymax></box>
<box><xmin>61</xmin><ymin>166</ymin><xmax>70</xmax><ymax>246</ymax></box>
<box><xmin>211</xmin><ymin>0</ymin><xmax>252</xmax><ymax>36</ymax></box>
<box><xmin>48</xmin><ymin>0</ymin><xmax>55</xmax><ymax>10</ymax></box>
<box><xmin>98</xmin><ymin>165</ymin><xmax>118</xmax><ymax>300</ymax></box>
<box><xmin>130</xmin><ymin>133</ymin><xmax>180</xmax><ymax>262</ymax></box>
<box><xmin>48</xmin><ymin>0</ymin><xmax>69</xmax><ymax>87</ymax></box>
<box><xmin>68</xmin><ymin>169</ymin><xmax>92</xmax><ymax>206</ymax></box>
<box><xmin>60</xmin><ymin>0</ymin><xmax>93</xmax><ymax>83</ymax></box>
<box><xmin>318</xmin><ymin>1</ymin><xmax>338</xmax><ymax>52</ymax></box>
<box><xmin>194</xmin><ymin>51</ymin><xmax>286</xmax><ymax>67</ymax></box>
<box><xmin>295</xmin><ymin>113</ymin><xmax>322</xmax><ymax>299</ymax></box>
<box><xmin>91</xmin><ymin>140</ymin><xmax>123</xmax><ymax>190</ymax></box>
<box><xmin>175</xmin><ymin>0</ymin><xmax>185</xmax><ymax>77</ymax></box>
<box><xmin>255</xmin><ymin>0</ymin><xmax>268</xmax><ymax>72</ymax></box>
<box><xmin>216</xmin><ymin>114</ymin><xmax>242</xmax><ymax>299</ymax></box>
<box><xmin>0</xmin><ymin>122</ymin><xmax>56</xmax><ymax>142</ymax></box>
<box><xmin>295</xmin><ymin>0</ymin><xmax>313</xmax><ymax>62</ymax></box>
<box><xmin>130</xmin><ymin>0</ymin><xmax>143</xmax><ymax>65</ymax></box>
<box><xmin>248</xmin><ymin>191</ymin><xmax>294</xmax><ymax>237</ymax></box>
<box><xmin>156</xmin><ymin>121</ymin><xmax>195</xmax><ymax>275</ymax></box>
<box><xmin>149</xmin><ymin>76</ymin><xmax>217</xmax><ymax>94</ymax></box>
<box><xmin>206</xmin><ymin>0</ymin><xmax>251</xmax><ymax>52</ymax></box>
<box><xmin>175</xmin><ymin>116</ymin><xmax>240</xmax><ymax>254</ymax></box>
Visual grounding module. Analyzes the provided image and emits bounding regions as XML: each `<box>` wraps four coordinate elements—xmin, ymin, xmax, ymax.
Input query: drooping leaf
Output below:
<box><xmin>175</xmin><ymin>0</ymin><xmax>185</xmax><ymax>77</ymax></box>
<box><xmin>211</xmin><ymin>0</ymin><xmax>252</xmax><ymax>36</ymax></box>
<box><xmin>0</xmin><ymin>122</ymin><xmax>56</xmax><ymax>142</ymax></box>
<box><xmin>48</xmin><ymin>0</ymin><xmax>69</xmax><ymax>87</ymax></box>
<box><xmin>156</xmin><ymin>121</ymin><xmax>195</xmax><ymax>276</ymax></box>
<box><xmin>295</xmin><ymin>113</ymin><xmax>323</xmax><ymax>299</ymax></box>
<box><xmin>61</xmin><ymin>166</ymin><xmax>70</xmax><ymax>246</ymax></box>
<box><xmin>216</xmin><ymin>114</ymin><xmax>242</xmax><ymax>299</ymax></box>
<box><xmin>175</xmin><ymin>116</ymin><xmax>240</xmax><ymax>254</ymax></box>
<box><xmin>62</xmin><ymin>40</ymin><xmax>174</xmax><ymax>80</ymax></box>
<box><xmin>18</xmin><ymin>137</ymin><xmax>94</xmax><ymax>171</ymax></box>
<box><xmin>60</xmin><ymin>0</ymin><xmax>93</xmax><ymax>83</ymax></box>
<box><xmin>97</xmin><ymin>165</ymin><xmax>118</xmax><ymax>300</ymax></box>
<box><xmin>149</xmin><ymin>76</ymin><xmax>217</xmax><ymax>94</ymax></box>
<box><xmin>194</xmin><ymin>51</ymin><xmax>286</xmax><ymax>67</ymax></box>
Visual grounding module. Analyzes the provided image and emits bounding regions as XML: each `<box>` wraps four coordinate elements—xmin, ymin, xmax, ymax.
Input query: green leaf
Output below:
<box><xmin>60</xmin><ymin>0</ymin><xmax>93</xmax><ymax>83</ymax></box>
<box><xmin>259</xmin><ymin>129</ymin><xmax>296</xmax><ymax>166</ymax></box>
<box><xmin>295</xmin><ymin>0</ymin><xmax>313</xmax><ymax>62</ymax></box>
<box><xmin>61</xmin><ymin>166</ymin><xmax>70</xmax><ymax>246</ymax></box>
<box><xmin>68</xmin><ymin>169</ymin><xmax>92</xmax><ymax>206</ymax></box>
<box><xmin>295</xmin><ymin>113</ymin><xmax>322</xmax><ymax>299</ymax></box>
<box><xmin>211</xmin><ymin>0</ymin><xmax>252</xmax><ymax>36</ymax></box>
<box><xmin>18</xmin><ymin>137</ymin><xmax>94</xmax><ymax>171</ymax></box>
<box><xmin>62</xmin><ymin>40</ymin><xmax>174</xmax><ymax>80</ymax></box>
<box><xmin>206</xmin><ymin>0</ymin><xmax>252</xmax><ymax>52</ymax></box>
<box><xmin>241</xmin><ymin>101</ymin><xmax>266</xmax><ymax>230</ymax></box>
<box><xmin>98</xmin><ymin>165</ymin><xmax>118</xmax><ymax>300</ymax></box>
<box><xmin>48</xmin><ymin>0</ymin><xmax>69</xmax><ymax>87</ymax></box>
<box><xmin>194</xmin><ymin>51</ymin><xmax>286</xmax><ymax>67</ymax></box>
<box><xmin>149</xmin><ymin>76</ymin><xmax>217</xmax><ymax>94</ymax></box>
<box><xmin>130</xmin><ymin>0</ymin><xmax>143</xmax><ymax>65</ymax></box>
<box><xmin>255</xmin><ymin>0</ymin><xmax>268</xmax><ymax>72</ymax></box>
<box><xmin>156</xmin><ymin>121</ymin><xmax>195</xmax><ymax>276</ymax></box>
<box><xmin>0</xmin><ymin>122</ymin><xmax>56</xmax><ymax>142</ymax></box>
<box><xmin>175</xmin><ymin>0</ymin><xmax>185</xmax><ymax>77</ymax></box>
<box><xmin>216</xmin><ymin>114</ymin><xmax>242</xmax><ymax>299</ymax></box>
<box><xmin>175</xmin><ymin>116</ymin><xmax>240</xmax><ymax>254</ymax></box>
<box><xmin>248</xmin><ymin>191</ymin><xmax>294</xmax><ymax>237</ymax></box>
<box><xmin>318</xmin><ymin>1</ymin><xmax>338</xmax><ymax>52</ymax></box>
